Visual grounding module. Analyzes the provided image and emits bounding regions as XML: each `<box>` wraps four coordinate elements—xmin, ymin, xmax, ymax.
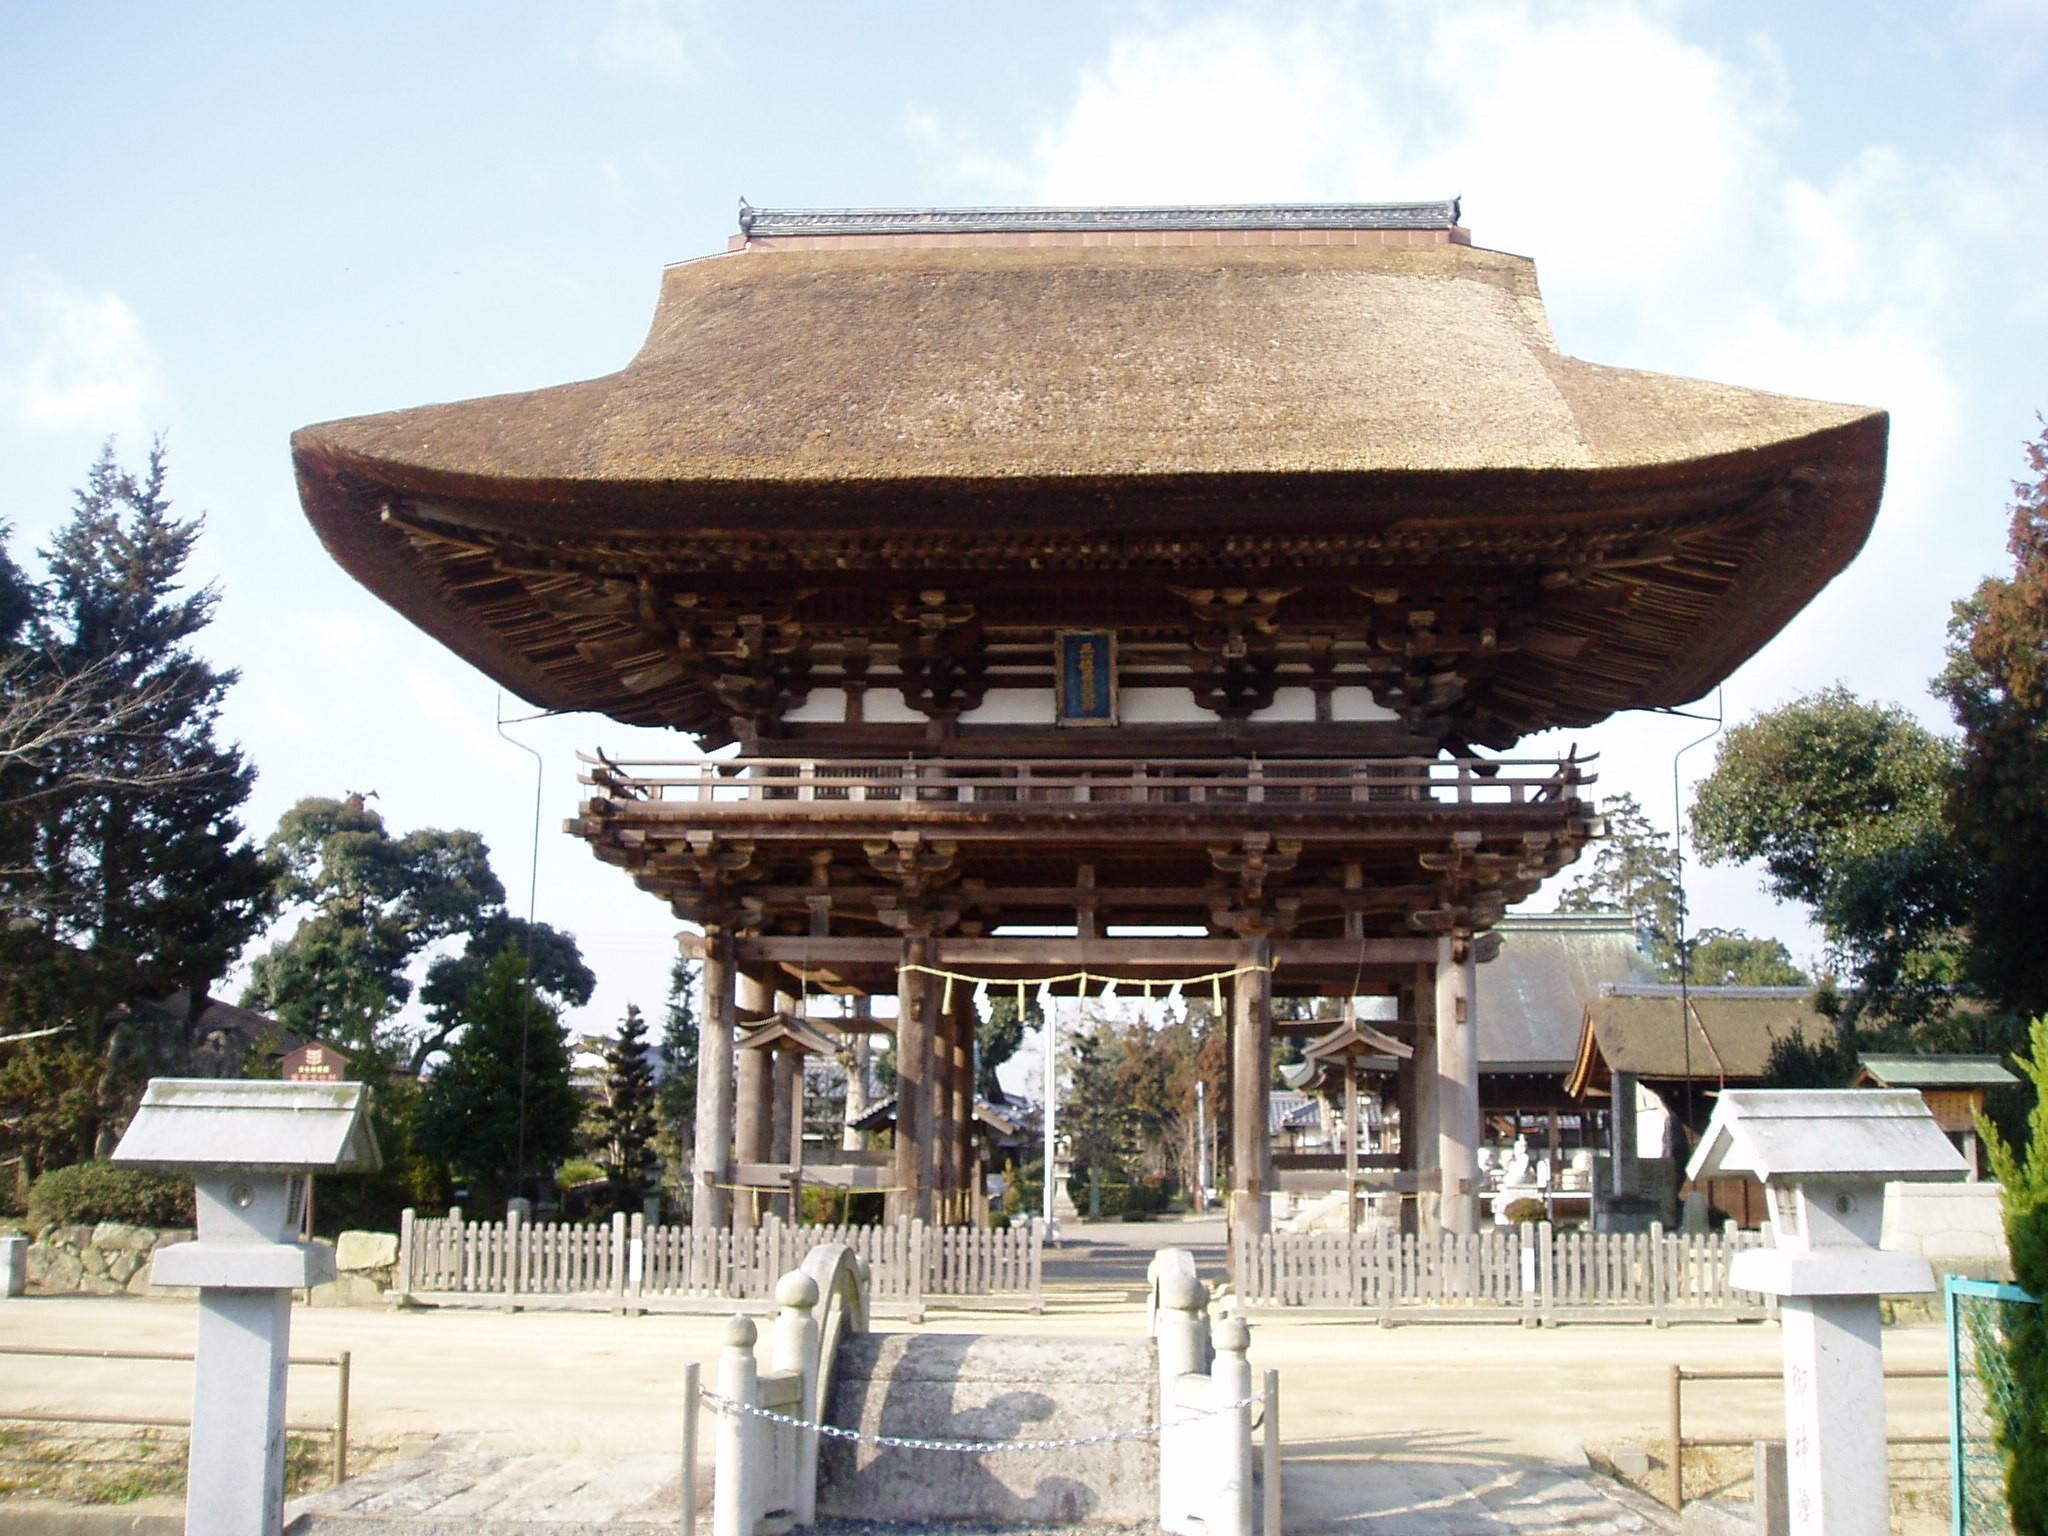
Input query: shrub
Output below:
<box><xmin>555</xmin><ymin>1158</ymin><xmax>606</xmax><ymax>1189</ymax></box>
<box><xmin>1984</xmin><ymin>1014</ymin><xmax>2048</xmax><ymax>1531</ymax></box>
<box><xmin>27</xmin><ymin>1161</ymin><xmax>194</xmax><ymax>1231</ymax></box>
<box><xmin>1503</xmin><ymin>1197</ymin><xmax>1549</xmax><ymax>1227</ymax></box>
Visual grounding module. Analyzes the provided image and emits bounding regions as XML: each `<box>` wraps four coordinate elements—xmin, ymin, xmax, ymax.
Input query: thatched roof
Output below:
<box><xmin>1565</xmin><ymin>984</ymin><xmax>1833</xmax><ymax>1097</ymax></box>
<box><xmin>293</xmin><ymin>222</ymin><xmax>1886</xmax><ymax>735</ymax></box>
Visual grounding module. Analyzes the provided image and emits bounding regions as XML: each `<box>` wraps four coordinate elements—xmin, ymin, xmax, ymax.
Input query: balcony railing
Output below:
<box><xmin>579</xmin><ymin>753</ymin><xmax>1593</xmax><ymax>813</ymax></box>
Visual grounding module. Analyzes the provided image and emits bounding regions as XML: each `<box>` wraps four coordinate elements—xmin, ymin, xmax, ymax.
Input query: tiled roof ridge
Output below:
<box><xmin>1600</xmin><ymin>982</ymin><xmax>1815</xmax><ymax>1000</ymax></box>
<box><xmin>736</xmin><ymin>198</ymin><xmax>1463</xmax><ymax>236</ymax></box>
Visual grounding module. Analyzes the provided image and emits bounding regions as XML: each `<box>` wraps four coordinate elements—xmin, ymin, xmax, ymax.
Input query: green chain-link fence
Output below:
<box><xmin>1950</xmin><ymin>1275</ymin><xmax>2040</xmax><ymax>1536</ymax></box>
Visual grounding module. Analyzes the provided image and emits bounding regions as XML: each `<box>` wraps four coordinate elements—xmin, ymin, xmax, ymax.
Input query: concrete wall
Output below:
<box><xmin>24</xmin><ymin>1223</ymin><xmax>398</xmax><ymax>1302</ymax></box>
<box><xmin>1881</xmin><ymin>1181</ymin><xmax>2010</xmax><ymax>1277</ymax></box>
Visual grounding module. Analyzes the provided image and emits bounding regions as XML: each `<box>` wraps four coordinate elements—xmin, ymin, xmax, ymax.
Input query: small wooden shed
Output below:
<box><xmin>1852</xmin><ymin>1054</ymin><xmax>2017</xmax><ymax>1180</ymax></box>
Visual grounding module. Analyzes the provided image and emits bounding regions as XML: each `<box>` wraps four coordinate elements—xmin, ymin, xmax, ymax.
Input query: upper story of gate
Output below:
<box><xmin>292</xmin><ymin>202</ymin><xmax>1887</xmax><ymax>760</ymax></box>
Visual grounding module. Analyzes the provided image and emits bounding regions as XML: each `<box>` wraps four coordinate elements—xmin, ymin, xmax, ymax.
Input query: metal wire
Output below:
<box><xmin>700</xmin><ymin>1389</ymin><xmax>1261</xmax><ymax>1454</ymax></box>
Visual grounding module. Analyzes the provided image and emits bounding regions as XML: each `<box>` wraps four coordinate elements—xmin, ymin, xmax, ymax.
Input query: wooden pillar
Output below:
<box><xmin>1230</xmin><ymin>934</ymin><xmax>1274</xmax><ymax>1245</ymax></box>
<box><xmin>770</xmin><ymin>1051</ymin><xmax>799</xmax><ymax>1221</ymax></box>
<box><xmin>733</xmin><ymin>975</ymin><xmax>773</xmax><ymax>1230</ymax></box>
<box><xmin>890</xmin><ymin>935</ymin><xmax>935</xmax><ymax>1225</ymax></box>
<box><xmin>841</xmin><ymin>997</ymin><xmax>872</xmax><ymax>1153</ymax></box>
<box><xmin>1437</xmin><ymin>937</ymin><xmax>1479</xmax><ymax>1237</ymax></box>
<box><xmin>692</xmin><ymin>927</ymin><xmax>737</xmax><ymax>1232</ymax></box>
<box><xmin>933</xmin><ymin>988</ymin><xmax>957</xmax><ymax>1211</ymax></box>
<box><xmin>953</xmin><ymin>994</ymin><xmax>975</xmax><ymax>1225</ymax></box>
<box><xmin>1411</xmin><ymin>961</ymin><xmax>1441</xmax><ymax>1238</ymax></box>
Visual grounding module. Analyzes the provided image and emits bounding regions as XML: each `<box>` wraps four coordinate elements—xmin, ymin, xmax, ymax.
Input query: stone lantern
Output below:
<box><xmin>114</xmin><ymin>1078</ymin><xmax>380</xmax><ymax>1536</ymax></box>
<box><xmin>1686</xmin><ymin>1088</ymin><xmax>1965</xmax><ymax>1535</ymax></box>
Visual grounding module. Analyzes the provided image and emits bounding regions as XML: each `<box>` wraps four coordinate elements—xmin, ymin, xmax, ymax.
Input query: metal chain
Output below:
<box><xmin>699</xmin><ymin>1390</ymin><xmax>1262</xmax><ymax>1454</ymax></box>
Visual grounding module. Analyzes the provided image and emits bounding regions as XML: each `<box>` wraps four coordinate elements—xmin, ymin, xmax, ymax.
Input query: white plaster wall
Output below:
<box><xmin>1246</xmin><ymin>686</ymin><xmax>1317</xmax><ymax>723</ymax></box>
<box><xmin>861</xmin><ymin>690</ymin><xmax>924</xmax><ymax>724</ymax></box>
<box><xmin>783</xmin><ymin>687</ymin><xmax>845</xmax><ymax>724</ymax></box>
<box><xmin>1634</xmin><ymin>1082</ymin><xmax>1670</xmax><ymax>1161</ymax></box>
<box><xmin>1329</xmin><ymin>685</ymin><xmax>1398</xmax><ymax>723</ymax></box>
<box><xmin>1881</xmin><ymin>1181</ymin><xmax>2010</xmax><ymax>1269</ymax></box>
<box><xmin>956</xmin><ymin>688</ymin><xmax>1056</xmax><ymax>726</ymax></box>
<box><xmin>1117</xmin><ymin>686</ymin><xmax>1205</xmax><ymax>724</ymax></box>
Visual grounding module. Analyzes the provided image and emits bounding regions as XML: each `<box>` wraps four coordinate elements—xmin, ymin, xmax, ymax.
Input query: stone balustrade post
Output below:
<box><xmin>1209</xmin><ymin>1316</ymin><xmax>1255</xmax><ymax>1536</ymax></box>
<box><xmin>713</xmin><ymin>1315</ymin><xmax>760</xmax><ymax>1536</ymax></box>
<box><xmin>0</xmin><ymin>1232</ymin><xmax>25</xmax><ymax>1299</ymax></box>
<box><xmin>770</xmin><ymin>1269</ymin><xmax>823</xmax><ymax>1525</ymax></box>
<box><xmin>1155</xmin><ymin>1269</ymin><xmax>1212</xmax><ymax>1536</ymax></box>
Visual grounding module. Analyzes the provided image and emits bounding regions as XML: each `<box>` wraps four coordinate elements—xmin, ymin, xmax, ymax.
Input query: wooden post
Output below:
<box><xmin>694</xmin><ymin>927</ymin><xmax>737</xmax><ymax>1232</ymax></box>
<box><xmin>770</xmin><ymin>1050</ymin><xmax>798</xmax><ymax>1222</ymax></box>
<box><xmin>891</xmin><ymin>935</ymin><xmax>934</xmax><ymax>1225</ymax></box>
<box><xmin>786</xmin><ymin>1044</ymin><xmax>806</xmax><ymax>1225</ymax></box>
<box><xmin>1667</xmin><ymin>1363</ymin><xmax>1684</xmax><ymax>1511</ymax></box>
<box><xmin>734</xmin><ymin>975</ymin><xmax>773</xmax><ymax>1230</ymax></box>
<box><xmin>1231</xmin><ymin>934</ymin><xmax>1274</xmax><ymax>1246</ymax></box>
<box><xmin>1437</xmin><ymin>938</ymin><xmax>1479</xmax><ymax>1237</ymax></box>
<box><xmin>332</xmin><ymin>1349</ymin><xmax>350</xmax><ymax>1488</ymax></box>
<box><xmin>952</xmin><ymin>992</ymin><xmax>975</xmax><ymax>1225</ymax></box>
<box><xmin>396</xmin><ymin>1208</ymin><xmax>415</xmax><ymax>1306</ymax></box>
<box><xmin>1411</xmin><ymin>963</ymin><xmax>1441</xmax><ymax>1238</ymax></box>
<box><xmin>1344</xmin><ymin>1067</ymin><xmax>1360</xmax><ymax>1236</ymax></box>
<box><xmin>932</xmin><ymin>992</ymin><xmax>957</xmax><ymax>1206</ymax></box>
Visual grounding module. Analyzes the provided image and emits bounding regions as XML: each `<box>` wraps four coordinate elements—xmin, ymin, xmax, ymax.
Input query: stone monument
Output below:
<box><xmin>1687</xmin><ymin>1089</ymin><xmax>1965</xmax><ymax>1535</ymax></box>
<box><xmin>114</xmin><ymin>1078</ymin><xmax>380</xmax><ymax>1536</ymax></box>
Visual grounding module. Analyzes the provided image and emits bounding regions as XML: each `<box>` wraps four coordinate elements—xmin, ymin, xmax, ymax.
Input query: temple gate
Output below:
<box><xmin>292</xmin><ymin>200</ymin><xmax>1886</xmax><ymax>1246</ymax></box>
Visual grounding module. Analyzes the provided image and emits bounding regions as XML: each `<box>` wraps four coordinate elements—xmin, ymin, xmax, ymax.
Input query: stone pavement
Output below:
<box><xmin>283</xmin><ymin>1428</ymin><xmax>1672</xmax><ymax>1535</ymax></box>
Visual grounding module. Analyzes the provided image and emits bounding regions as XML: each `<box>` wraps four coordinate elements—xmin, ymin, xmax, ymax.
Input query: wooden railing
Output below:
<box><xmin>1234</xmin><ymin>1222</ymin><xmax>1771</xmax><ymax>1323</ymax></box>
<box><xmin>580</xmin><ymin>752</ymin><xmax>1593</xmax><ymax>813</ymax></box>
<box><xmin>397</xmin><ymin>1209</ymin><xmax>1042</xmax><ymax>1320</ymax></box>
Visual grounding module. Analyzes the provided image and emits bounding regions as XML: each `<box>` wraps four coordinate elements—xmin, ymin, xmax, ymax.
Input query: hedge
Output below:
<box><xmin>26</xmin><ymin>1161</ymin><xmax>195</xmax><ymax>1230</ymax></box>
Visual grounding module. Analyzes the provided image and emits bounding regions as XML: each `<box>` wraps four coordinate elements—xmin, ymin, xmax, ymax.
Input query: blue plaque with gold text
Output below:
<box><xmin>1056</xmin><ymin>630</ymin><xmax>1117</xmax><ymax>726</ymax></box>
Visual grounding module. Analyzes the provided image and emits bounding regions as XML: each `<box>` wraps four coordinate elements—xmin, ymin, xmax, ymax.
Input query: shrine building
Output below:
<box><xmin>292</xmin><ymin>201</ymin><xmax>1886</xmax><ymax>1243</ymax></box>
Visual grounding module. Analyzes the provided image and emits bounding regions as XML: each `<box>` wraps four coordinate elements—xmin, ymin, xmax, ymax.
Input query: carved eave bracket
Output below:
<box><xmin>890</xmin><ymin>589</ymin><xmax>987</xmax><ymax>722</ymax></box>
<box><xmin>1173</xmin><ymin>585</ymin><xmax>1296</xmax><ymax>719</ymax></box>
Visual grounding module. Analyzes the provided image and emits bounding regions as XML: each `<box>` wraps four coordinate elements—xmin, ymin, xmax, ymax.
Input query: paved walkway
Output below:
<box><xmin>283</xmin><ymin>1430</ymin><xmax>1670</xmax><ymax>1534</ymax></box>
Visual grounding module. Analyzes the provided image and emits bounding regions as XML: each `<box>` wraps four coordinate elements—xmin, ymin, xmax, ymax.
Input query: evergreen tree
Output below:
<box><xmin>413</xmin><ymin>952</ymin><xmax>580</xmax><ymax>1212</ymax></box>
<box><xmin>595</xmin><ymin>1003</ymin><xmax>657</xmax><ymax>1202</ymax></box>
<box><xmin>0</xmin><ymin>443</ymin><xmax>272</xmax><ymax>1161</ymax></box>
<box><xmin>654</xmin><ymin>957</ymin><xmax>699</xmax><ymax>1204</ymax></box>
<box><xmin>1983</xmin><ymin>1015</ymin><xmax>2048</xmax><ymax>1530</ymax></box>
<box><xmin>243</xmin><ymin>794</ymin><xmax>589</xmax><ymax>1062</ymax></box>
<box><xmin>1556</xmin><ymin>792</ymin><xmax>1684</xmax><ymax>967</ymax></box>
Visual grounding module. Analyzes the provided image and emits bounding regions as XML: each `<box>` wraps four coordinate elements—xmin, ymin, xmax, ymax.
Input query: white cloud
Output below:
<box><xmin>0</xmin><ymin>270</ymin><xmax>164</xmax><ymax>434</ymax></box>
<box><xmin>599</xmin><ymin>0</ymin><xmax>691</xmax><ymax>83</ymax></box>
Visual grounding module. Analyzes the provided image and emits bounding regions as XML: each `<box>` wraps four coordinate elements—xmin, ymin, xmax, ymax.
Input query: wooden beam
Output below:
<box><xmin>733</xmin><ymin>935</ymin><xmax>1439</xmax><ymax>967</ymax></box>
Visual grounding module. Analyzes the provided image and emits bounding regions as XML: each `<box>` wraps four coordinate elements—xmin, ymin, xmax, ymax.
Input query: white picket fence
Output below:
<box><xmin>1235</xmin><ymin>1223</ymin><xmax>1773</xmax><ymax>1323</ymax></box>
<box><xmin>397</xmin><ymin>1209</ymin><xmax>1042</xmax><ymax>1319</ymax></box>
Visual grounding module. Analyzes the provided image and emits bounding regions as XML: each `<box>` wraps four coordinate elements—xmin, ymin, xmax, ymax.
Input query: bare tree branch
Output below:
<box><xmin>0</xmin><ymin>651</ymin><xmax>216</xmax><ymax>803</ymax></box>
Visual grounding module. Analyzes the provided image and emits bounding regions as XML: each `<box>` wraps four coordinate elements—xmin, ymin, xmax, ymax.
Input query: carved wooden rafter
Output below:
<box><xmin>1208</xmin><ymin>834</ymin><xmax>1303</xmax><ymax>935</ymax></box>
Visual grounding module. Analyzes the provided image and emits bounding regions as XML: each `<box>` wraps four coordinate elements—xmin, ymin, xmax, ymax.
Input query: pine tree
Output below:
<box><xmin>413</xmin><ymin>952</ymin><xmax>580</xmax><ymax>1213</ymax></box>
<box><xmin>596</xmin><ymin>1003</ymin><xmax>657</xmax><ymax>1203</ymax></box>
<box><xmin>1556</xmin><ymin>792</ymin><xmax>1684</xmax><ymax>966</ymax></box>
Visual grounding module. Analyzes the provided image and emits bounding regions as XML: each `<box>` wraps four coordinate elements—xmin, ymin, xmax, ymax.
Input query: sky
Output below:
<box><xmin>1</xmin><ymin>1</ymin><xmax>2044</xmax><ymax>1052</ymax></box>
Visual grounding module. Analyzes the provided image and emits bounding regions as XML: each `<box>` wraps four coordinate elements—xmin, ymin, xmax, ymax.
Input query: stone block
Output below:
<box><xmin>105</xmin><ymin>1248</ymin><xmax>144</xmax><ymax>1284</ymax></box>
<box><xmin>52</xmin><ymin>1224</ymin><xmax>95</xmax><ymax>1252</ymax></box>
<box><xmin>307</xmin><ymin>1280</ymin><xmax>346</xmax><ymax>1308</ymax></box>
<box><xmin>1682</xmin><ymin>1500</ymin><xmax>1757</xmax><ymax>1535</ymax></box>
<box><xmin>152</xmin><ymin>1228</ymin><xmax>195</xmax><ymax>1252</ymax></box>
<box><xmin>29</xmin><ymin>1240</ymin><xmax>83</xmax><ymax>1293</ymax></box>
<box><xmin>1609</xmin><ymin>1443</ymin><xmax>1650</xmax><ymax>1478</ymax></box>
<box><xmin>91</xmin><ymin>1220</ymin><xmax>158</xmax><ymax>1252</ymax></box>
<box><xmin>336</xmin><ymin>1229</ymin><xmax>398</xmax><ymax>1272</ymax></box>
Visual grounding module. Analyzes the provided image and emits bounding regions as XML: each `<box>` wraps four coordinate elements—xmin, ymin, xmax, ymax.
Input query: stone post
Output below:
<box><xmin>770</xmin><ymin>1270</ymin><xmax>822</xmax><ymax>1525</ymax></box>
<box><xmin>1210</xmin><ymin>1315</ymin><xmax>1255</xmax><ymax>1536</ymax></box>
<box><xmin>1610</xmin><ymin>1069</ymin><xmax>1641</xmax><ymax>1202</ymax></box>
<box><xmin>841</xmin><ymin>997</ymin><xmax>872</xmax><ymax>1153</ymax></box>
<box><xmin>932</xmin><ymin>993</ymin><xmax>957</xmax><ymax>1209</ymax></box>
<box><xmin>694</xmin><ymin>927</ymin><xmax>738</xmax><ymax>1232</ymax></box>
<box><xmin>1437</xmin><ymin>937</ymin><xmax>1480</xmax><ymax>1237</ymax></box>
<box><xmin>712</xmin><ymin>1314</ymin><xmax>759</xmax><ymax>1536</ymax></box>
<box><xmin>890</xmin><ymin>934</ymin><xmax>933</xmax><ymax>1225</ymax></box>
<box><xmin>1230</xmin><ymin>934</ymin><xmax>1274</xmax><ymax>1246</ymax></box>
<box><xmin>1155</xmin><ymin>1268</ymin><xmax>1211</xmax><ymax>1536</ymax></box>
<box><xmin>0</xmin><ymin>1231</ymin><xmax>25</xmax><ymax>1299</ymax></box>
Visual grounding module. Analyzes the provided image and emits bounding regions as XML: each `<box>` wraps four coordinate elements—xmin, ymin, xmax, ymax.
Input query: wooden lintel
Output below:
<box><xmin>733</xmin><ymin>935</ymin><xmax>1439</xmax><ymax>968</ymax></box>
